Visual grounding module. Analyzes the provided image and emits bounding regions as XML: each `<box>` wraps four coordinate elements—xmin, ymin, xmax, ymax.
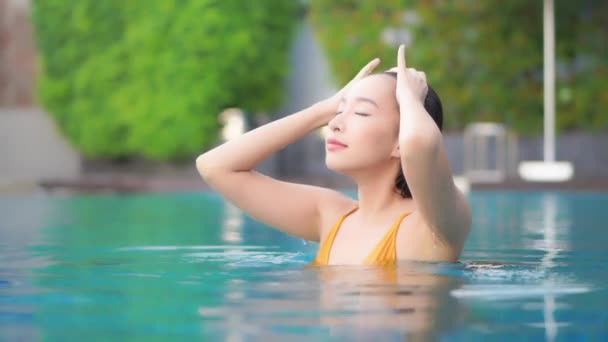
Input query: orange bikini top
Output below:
<box><xmin>311</xmin><ymin>206</ymin><xmax>411</xmax><ymax>266</ymax></box>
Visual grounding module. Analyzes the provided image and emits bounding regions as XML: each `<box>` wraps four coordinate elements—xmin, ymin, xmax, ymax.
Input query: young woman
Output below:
<box><xmin>196</xmin><ymin>45</ymin><xmax>471</xmax><ymax>266</ymax></box>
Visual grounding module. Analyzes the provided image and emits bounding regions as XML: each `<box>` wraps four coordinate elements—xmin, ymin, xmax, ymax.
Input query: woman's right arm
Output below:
<box><xmin>196</xmin><ymin>59</ymin><xmax>380</xmax><ymax>242</ymax></box>
<box><xmin>196</xmin><ymin>102</ymin><xmax>345</xmax><ymax>242</ymax></box>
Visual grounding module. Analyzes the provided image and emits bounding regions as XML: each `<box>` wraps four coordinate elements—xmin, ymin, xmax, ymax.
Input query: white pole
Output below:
<box><xmin>519</xmin><ymin>0</ymin><xmax>573</xmax><ymax>182</ymax></box>
<box><xmin>544</xmin><ymin>0</ymin><xmax>555</xmax><ymax>162</ymax></box>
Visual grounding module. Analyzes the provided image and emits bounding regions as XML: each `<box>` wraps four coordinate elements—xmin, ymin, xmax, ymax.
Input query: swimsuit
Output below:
<box><xmin>312</xmin><ymin>205</ymin><xmax>411</xmax><ymax>266</ymax></box>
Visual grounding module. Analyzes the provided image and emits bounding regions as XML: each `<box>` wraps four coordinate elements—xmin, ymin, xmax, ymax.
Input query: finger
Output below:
<box><xmin>397</xmin><ymin>45</ymin><xmax>407</xmax><ymax>74</ymax></box>
<box><xmin>355</xmin><ymin>58</ymin><xmax>380</xmax><ymax>80</ymax></box>
<box><xmin>386</xmin><ymin>67</ymin><xmax>398</xmax><ymax>73</ymax></box>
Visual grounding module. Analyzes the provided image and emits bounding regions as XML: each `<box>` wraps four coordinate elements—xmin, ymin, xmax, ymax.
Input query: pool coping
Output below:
<box><xmin>8</xmin><ymin>174</ymin><xmax>605</xmax><ymax>195</ymax></box>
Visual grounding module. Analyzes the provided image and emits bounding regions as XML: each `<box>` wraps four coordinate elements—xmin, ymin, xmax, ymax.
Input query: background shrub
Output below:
<box><xmin>32</xmin><ymin>1</ymin><xmax>298</xmax><ymax>160</ymax></box>
<box><xmin>309</xmin><ymin>0</ymin><xmax>608</xmax><ymax>134</ymax></box>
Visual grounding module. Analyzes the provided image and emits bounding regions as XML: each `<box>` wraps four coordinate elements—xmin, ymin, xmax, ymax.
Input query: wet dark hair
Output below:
<box><xmin>378</xmin><ymin>71</ymin><xmax>444</xmax><ymax>199</ymax></box>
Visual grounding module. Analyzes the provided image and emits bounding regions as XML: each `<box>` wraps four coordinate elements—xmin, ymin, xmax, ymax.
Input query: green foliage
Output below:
<box><xmin>309</xmin><ymin>0</ymin><xmax>608</xmax><ymax>134</ymax></box>
<box><xmin>32</xmin><ymin>1</ymin><xmax>297</xmax><ymax>160</ymax></box>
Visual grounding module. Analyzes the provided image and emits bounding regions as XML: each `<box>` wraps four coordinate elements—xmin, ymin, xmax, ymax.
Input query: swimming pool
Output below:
<box><xmin>1</xmin><ymin>190</ymin><xmax>607</xmax><ymax>340</ymax></box>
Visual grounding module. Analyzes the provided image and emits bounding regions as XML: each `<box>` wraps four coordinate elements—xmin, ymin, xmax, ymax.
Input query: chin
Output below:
<box><xmin>325</xmin><ymin>156</ymin><xmax>355</xmax><ymax>175</ymax></box>
<box><xmin>325</xmin><ymin>156</ymin><xmax>341</xmax><ymax>172</ymax></box>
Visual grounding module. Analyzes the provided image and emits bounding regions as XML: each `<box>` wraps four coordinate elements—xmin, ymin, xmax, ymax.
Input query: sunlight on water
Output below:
<box><xmin>1</xmin><ymin>191</ymin><xmax>608</xmax><ymax>340</ymax></box>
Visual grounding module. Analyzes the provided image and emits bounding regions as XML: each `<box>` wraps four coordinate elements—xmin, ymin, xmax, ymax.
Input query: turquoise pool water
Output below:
<box><xmin>1</xmin><ymin>191</ymin><xmax>607</xmax><ymax>340</ymax></box>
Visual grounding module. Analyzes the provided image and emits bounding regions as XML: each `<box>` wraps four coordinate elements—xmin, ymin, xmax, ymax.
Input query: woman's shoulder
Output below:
<box><xmin>316</xmin><ymin>189</ymin><xmax>357</xmax><ymax>239</ymax></box>
<box><xmin>395</xmin><ymin>208</ymin><xmax>466</xmax><ymax>262</ymax></box>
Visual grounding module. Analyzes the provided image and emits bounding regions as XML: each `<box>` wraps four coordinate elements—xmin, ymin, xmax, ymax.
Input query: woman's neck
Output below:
<box><xmin>353</xmin><ymin>164</ymin><xmax>415</xmax><ymax>224</ymax></box>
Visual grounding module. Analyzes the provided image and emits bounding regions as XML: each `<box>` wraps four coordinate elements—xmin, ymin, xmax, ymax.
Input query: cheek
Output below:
<box><xmin>355</xmin><ymin>124</ymin><xmax>397</xmax><ymax>159</ymax></box>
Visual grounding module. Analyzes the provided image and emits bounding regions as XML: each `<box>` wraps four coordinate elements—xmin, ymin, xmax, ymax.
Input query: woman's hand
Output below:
<box><xmin>316</xmin><ymin>58</ymin><xmax>381</xmax><ymax>123</ymax></box>
<box><xmin>396</xmin><ymin>45</ymin><xmax>428</xmax><ymax>105</ymax></box>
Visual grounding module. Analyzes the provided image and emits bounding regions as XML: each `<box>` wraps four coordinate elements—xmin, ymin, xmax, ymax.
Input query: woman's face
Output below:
<box><xmin>326</xmin><ymin>74</ymin><xmax>400</xmax><ymax>173</ymax></box>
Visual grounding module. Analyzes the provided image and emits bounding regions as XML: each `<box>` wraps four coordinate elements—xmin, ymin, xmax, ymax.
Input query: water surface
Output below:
<box><xmin>1</xmin><ymin>191</ymin><xmax>607</xmax><ymax>340</ymax></box>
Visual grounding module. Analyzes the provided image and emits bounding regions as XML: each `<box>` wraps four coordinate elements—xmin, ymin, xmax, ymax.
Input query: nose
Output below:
<box><xmin>328</xmin><ymin>113</ymin><xmax>344</xmax><ymax>133</ymax></box>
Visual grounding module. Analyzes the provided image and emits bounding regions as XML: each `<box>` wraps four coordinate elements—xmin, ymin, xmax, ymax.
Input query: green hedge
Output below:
<box><xmin>309</xmin><ymin>1</ymin><xmax>608</xmax><ymax>134</ymax></box>
<box><xmin>32</xmin><ymin>1</ymin><xmax>297</xmax><ymax>160</ymax></box>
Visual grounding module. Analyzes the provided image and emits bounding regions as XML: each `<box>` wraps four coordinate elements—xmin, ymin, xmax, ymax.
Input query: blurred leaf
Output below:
<box><xmin>32</xmin><ymin>0</ymin><xmax>298</xmax><ymax>160</ymax></box>
<box><xmin>309</xmin><ymin>0</ymin><xmax>608</xmax><ymax>135</ymax></box>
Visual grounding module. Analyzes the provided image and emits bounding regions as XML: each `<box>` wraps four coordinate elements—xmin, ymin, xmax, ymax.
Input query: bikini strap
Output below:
<box><xmin>313</xmin><ymin>205</ymin><xmax>358</xmax><ymax>264</ymax></box>
<box><xmin>363</xmin><ymin>211</ymin><xmax>411</xmax><ymax>265</ymax></box>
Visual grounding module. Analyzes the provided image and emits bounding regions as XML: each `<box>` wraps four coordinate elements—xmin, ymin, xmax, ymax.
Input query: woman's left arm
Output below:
<box><xmin>396</xmin><ymin>45</ymin><xmax>472</xmax><ymax>246</ymax></box>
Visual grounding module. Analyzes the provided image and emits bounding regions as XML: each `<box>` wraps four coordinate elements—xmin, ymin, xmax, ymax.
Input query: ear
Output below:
<box><xmin>391</xmin><ymin>143</ymin><xmax>401</xmax><ymax>159</ymax></box>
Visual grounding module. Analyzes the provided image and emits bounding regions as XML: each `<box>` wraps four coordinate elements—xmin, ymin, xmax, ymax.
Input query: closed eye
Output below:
<box><xmin>335</xmin><ymin>111</ymin><xmax>370</xmax><ymax>117</ymax></box>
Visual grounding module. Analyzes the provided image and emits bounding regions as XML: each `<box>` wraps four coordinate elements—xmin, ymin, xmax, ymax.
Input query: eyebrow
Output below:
<box><xmin>340</xmin><ymin>96</ymin><xmax>379</xmax><ymax>108</ymax></box>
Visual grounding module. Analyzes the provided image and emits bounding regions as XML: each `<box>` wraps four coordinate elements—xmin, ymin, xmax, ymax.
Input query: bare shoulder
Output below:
<box><xmin>450</xmin><ymin>187</ymin><xmax>472</xmax><ymax>241</ymax></box>
<box><xmin>398</xmin><ymin>189</ymin><xmax>471</xmax><ymax>261</ymax></box>
<box><xmin>316</xmin><ymin>189</ymin><xmax>358</xmax><ymax>242</ymax></box>
<box><xmin>429</xmin><ymin>186</ymin><xmax>471</xmax><ymax>247</ymax></box>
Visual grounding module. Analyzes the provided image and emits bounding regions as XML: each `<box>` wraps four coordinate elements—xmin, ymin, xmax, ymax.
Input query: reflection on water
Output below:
<box><xmin>198</xmin><ymin>263</ymin><xmax>465</xmax><ymax>339</ymax></box>
<box><xmin>522</xmin><ymin>194</ymin><xmax>571</xmax><ymax>342</ymax></box>
<box><xmin>1</xmin><ymin>192</ymin><xmax>608</xmax><ymax>340</ymax></box>
<box><xmin>222</xmin><ymin>201</ymin><xmax>243</xmax><ymax>243</ymax></box>
<box><xmin>314</xmin><ymin>264</ymin><xmax>465</xmax><ymax>339</ymax></box>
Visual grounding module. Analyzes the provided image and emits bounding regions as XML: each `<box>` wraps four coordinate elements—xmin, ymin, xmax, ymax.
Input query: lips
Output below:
<box><xmin>326</xmin><ymin>138</ymin><xmax>348</xmax><ymax>151</ymax></box>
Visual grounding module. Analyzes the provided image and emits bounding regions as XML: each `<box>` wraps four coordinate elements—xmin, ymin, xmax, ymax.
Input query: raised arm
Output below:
<box><xmin>196</xmin><ymin>59</ymin><xmax>380</xmax><ymax>241</ymax></box>
<box><xmin>395</xmin><ymin>45</ymin><xmax>471</xmax><ymax>246</ymax></box>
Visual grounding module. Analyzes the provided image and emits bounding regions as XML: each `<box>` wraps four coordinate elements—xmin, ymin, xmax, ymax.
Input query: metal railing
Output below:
<box><xmin>463</xmin><ymin>122</ymin><xmax>518</xmax><ymax>183</ymax></box>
